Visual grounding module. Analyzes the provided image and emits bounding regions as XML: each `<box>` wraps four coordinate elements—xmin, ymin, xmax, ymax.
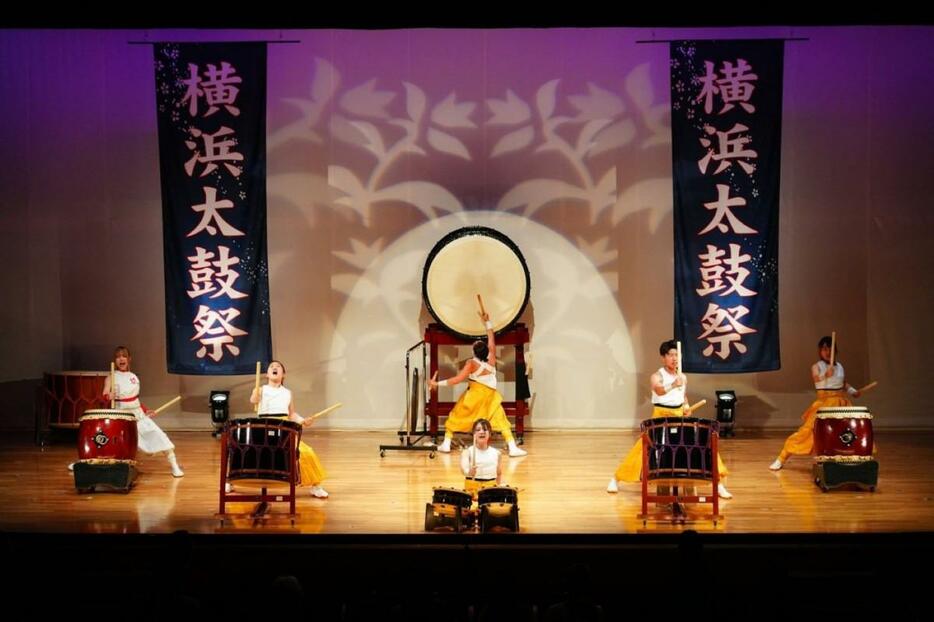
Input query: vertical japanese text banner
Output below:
<box><xmin>154</xmin><ymin>43</ymin><xmax>271</xmax><ymax>374</ymax></box>
<box><xmin>671</xmin><ymin>40</ymin><xmax>783</xmax><ymax>373</ymax></box>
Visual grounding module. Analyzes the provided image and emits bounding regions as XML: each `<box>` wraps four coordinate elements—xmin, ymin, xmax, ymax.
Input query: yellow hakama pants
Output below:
<box><xmin>443</xmin><ymin>381</ymin><xmax>515</xmax><ymax>444</ymax></box>
<box><xmin>268</xmin><ymin>416</ymin><xmax>327</xmax><ymax>486</ymax></box>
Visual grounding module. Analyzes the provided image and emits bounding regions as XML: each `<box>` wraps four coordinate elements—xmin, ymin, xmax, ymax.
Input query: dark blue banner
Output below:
<box><xmin>155</xmin><ymin>43</ymin><xmax>271</xmax><ymax>374</ymax></box>
<box><xmin>671</xmin><ymin>40</ymin><xmax>783</xmax><ymax>373</ymax></box>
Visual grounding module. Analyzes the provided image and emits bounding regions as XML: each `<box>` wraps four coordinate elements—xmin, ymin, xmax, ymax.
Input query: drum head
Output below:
<box><xmin>816</xmin><ymin>406</ymin><xmax>871</xmax><ymax>418</ymax></box>
<box><xmin>423</xmin><ymin>226</ymin><xmax>530</xmax><ymax>339</ymax></box>
<box><xmin>477</xmin><ymin>486</ymin><xmax>518</xmax><ymax>505</ymax></box>
<box><xmin>80</xmin><ymin>409</ymin><xmax>136</xmax><ymax>422</ymax></box>
<box><xmin>432</xmin><ymin>487</ymin><xmax>473</xmax><ymax>508</ymax></box>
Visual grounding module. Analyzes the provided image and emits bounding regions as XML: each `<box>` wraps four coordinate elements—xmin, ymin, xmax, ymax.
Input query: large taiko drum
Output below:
<box><xmin>226</xmin><ymin>417</ymin><xmax>302</xmax><ymax>483</ymax></box>
<box><xmin>77</xmin><ymin>410</ymin><xmax>138</xmax><ymax>462</ymax></box>
<box><xmin>41</xmin><ymin>371</ymin><xmax>109</xmax><ymax>427</ymax></box>
<box><xmin>642</xmin><ymin>417</ymin><xmax>719</xmax><ymax>481</ymax></box>
<box><xmin>422</xmin><ymin>226</ymin><xmax>530</xmax><ymax>340</ymax></box>
<box><xmin>814</xmin><ymin>407</ymin><xmax>873</xmax><ymax>457</ymax></box>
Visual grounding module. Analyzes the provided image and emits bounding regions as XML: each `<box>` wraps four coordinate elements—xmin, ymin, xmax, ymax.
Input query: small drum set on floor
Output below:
<box><xmin>639</xmin><ymin>416</ymin><xmax>721</xmax><ymax>523</ymax></box>
<box><xmin>73</xmin><ymin>409</ymin><xmax>139</xmax><ymax>493</ymax></box>
<box><xmin>812</xmin><ymin>406</ymin><xmax>878</xmax><ymax>492</ymax></box>
<box><xmin>425</xmin><ymin>485</ymin><xmax>520</xmax><ymax>533</ymax></box>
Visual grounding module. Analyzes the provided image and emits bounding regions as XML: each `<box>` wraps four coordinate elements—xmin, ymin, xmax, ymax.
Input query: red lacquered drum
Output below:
<box><xmin>814</xmin><ymin>406</ymin><xmax>873</xmax><ymax>457</ymax></box>
<box><xmin>40</xmin><ymin>371</ymin><xmax>109</xmax><ymax>427</ymax></box>
<box><xmin>77</xmin><ymin>410</ymin><xmax>138</xmax><ymax>462</ymax></box>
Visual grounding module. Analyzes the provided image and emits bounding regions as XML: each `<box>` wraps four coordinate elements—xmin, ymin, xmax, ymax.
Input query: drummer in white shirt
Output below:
<box><xmin>461</xmin><ymin>418</ymin><xmax>503</xmax><ymax>498</ymax></box>
<box><xmin>769</xmin><ymin>336</ymin><xmax>862</xmax><ymax>471</ymax></box>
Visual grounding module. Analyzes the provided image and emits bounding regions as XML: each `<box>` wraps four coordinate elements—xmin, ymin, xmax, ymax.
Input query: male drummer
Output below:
<box><xmin>769</xmin><ymin>336</ymin><xmax>862</xmax><ymax>470</ymax></box>
<box><xmin>607</xmin><ymin>339</ymin><xmax>732</xmax><ymax>499</ymax></box>
<box><xmin>429</xmin><ymin>311</ymin><xmax>528</xmax><ymax>457</ymax></box>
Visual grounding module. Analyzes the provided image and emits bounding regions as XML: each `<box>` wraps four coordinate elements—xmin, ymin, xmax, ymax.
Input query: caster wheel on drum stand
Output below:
<box><xmin>429</xmin><ymin>452</ymin><xmax>435</xmax><ymax>459</ymax></box>
<box><xmin>380</xmin><ymin>450</ymin><xmax>386</xmax><ymax>457</ymax></box>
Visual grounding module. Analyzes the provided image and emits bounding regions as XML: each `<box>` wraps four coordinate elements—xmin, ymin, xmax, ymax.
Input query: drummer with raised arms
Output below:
<box><xmin>607</xmin><ymin>339</ymin><xmax>732</xmax><ymax>499</ymax></box>
<box><xmin>769</xmin><ymin>334</ymin><xmax>864</xmax><ymax>471</ymax></box>
<box><xmin>248</xmin><ymin>360</ymin><xmax>330</xmax><ymax>498</ymax></box>
<box><xmin>429</xmin><ymin>304</ymin><xmax>528</xmax><ymax>458</ymax></box>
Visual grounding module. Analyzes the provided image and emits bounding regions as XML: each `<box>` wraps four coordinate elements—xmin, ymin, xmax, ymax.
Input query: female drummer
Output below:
<box><xmin>607</xmin><ymin>339</ymin><xmax>732</xmax><ymax>499</ymax></box>
<box><xmin>248</xmin><ymin>361</ymin><xmax>329</xmax><ymax>498</ymax></box>
<box><xmin>461</xmin><ymin>418</ymin><xmax>503</xmax><ymax>497</ymax></box>
<box><xmin>429</xmin><ymin>311</ymin><xmax>527</xmax><ymax>457</ymax></box>
<box><xmin>104</xmin><ymin>346</ymin><xmax>184</xmax><ymax>477</ymax></box>
<box><xmin>769</xmin><ymin>336</ymin><xmax>862</xmax><ymax>470</ymax></box>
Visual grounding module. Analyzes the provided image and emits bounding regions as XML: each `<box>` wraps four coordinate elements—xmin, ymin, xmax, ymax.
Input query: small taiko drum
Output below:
<box><xmin>41</xmin><ymin>371</ymin><xmax>109</xmax><ymax>427</ymax></box>
<box><xmin>477</xmin><ymin>485</ymin><xmax>520</xmax><ymax>532</ymax></box>
<box><xmin>426</xmin><ymin>487</ymin><xmax>475</xmax><ymax>531</ymax></box>
<box><xmin>431</xmin><ymin>487</ymin><xmax>473</xmax><ymax>509</ymax></box>
<box><xmin>477</xmin><ymin>485</ymin><xmax>518</xmax><ymax>507</ymax></box>
<box><xmin>814</xmin><ymin>406</ymin><xmax>873</xmax><ymax>457</ymax></box>
<box><xmin>77</xmin><ymin>410</ymin><xmax>138</xmax><ymax>462</ymax></box>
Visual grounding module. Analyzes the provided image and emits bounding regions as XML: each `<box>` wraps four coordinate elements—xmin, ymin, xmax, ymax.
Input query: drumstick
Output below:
<box><xmin>110</xmin><ymin>362</ymin><xmax>115</xmax><ymax>409</ymax></box>
<box><xmin>308</xmin><ymin>402</ymin><xmax>343</xmax><ymax>420</ymax></box>
<box><xmin>676</xmin><ymin>341</ymin><xmax>682</xmax><ymax>376</ymax></box>
<box><xmin>151</xmin><ymin>395</ymin><xmax>182</xmax><ymax>415</ymax></box>
<box><xmin>684</xmin><ymin>399</ymin><xmax>707</xmax><ymax>414</ymax></box>
<box><xmin>829</xmin><ymin>331</ymin><xmax>836</xmax><ymax>368</ymax></box>
<box><xmin>253</xmin><ymin>361</ymin><xmax>261</xmax><ymax>413</ymax></box>
<box><xmin>857</xmin><ymin>381</ymin><xmax>878</xmax><ymax>394</ymax></box>
<box><xmin>477</xmin><ymin>294</ymin><xmax>487</xmax><ymax>316</ymax></box>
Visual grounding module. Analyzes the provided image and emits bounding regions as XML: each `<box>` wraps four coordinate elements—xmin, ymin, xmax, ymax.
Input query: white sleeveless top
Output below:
<box><xmin>651</xmin><ymin>367</ymin><xmax>685</xmax><ymax>407</ymax></box>
<box><xmin>814</xmin><ymin>361</ymin><xmax>845</xmax><ymax>390</ymax></box>
<box><xmin>469</xmin><ymin>358</ymin><xmax>497</xmax><ymax>389</ymax></box>
<box><xmin>113</xmin><ymin>370</ymin><xmax>141</xmax><ymax>409</ymax></box>
<box><xmin>461</xmin><ymin>445</ymin><xmax>500</xmax><ymax>480</ymax></box>
<box><xmin>258</xmin><ymin>384</ymin><xmax>292</xmax><ymax>415</ymax></box>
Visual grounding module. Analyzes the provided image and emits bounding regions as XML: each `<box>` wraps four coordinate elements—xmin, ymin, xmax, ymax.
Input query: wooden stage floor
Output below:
<box><xmin>2</xmin><ymin>429</ymin><xmax>932</xmax><ymax>535</ymax></box>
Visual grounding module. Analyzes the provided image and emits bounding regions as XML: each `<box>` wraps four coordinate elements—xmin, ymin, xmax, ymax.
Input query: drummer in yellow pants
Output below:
<box><xmin>243</xmin><ymin>361</ymin><xmax>329</xmax><ymax>498</ymax></box>
<box><xmin>430</xmin><ymin>311</ymin><xmax>528</xmax><ymax>458</ymax></box>
<box><xmin>769</xmin><ymin>336</ymin><xmax>862</xmax><ymax>470</ymax></box>
<box><xmin>607</xmin><ymin>339</ymin><xmax>732</xmax><ymax>499</ymax></box>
